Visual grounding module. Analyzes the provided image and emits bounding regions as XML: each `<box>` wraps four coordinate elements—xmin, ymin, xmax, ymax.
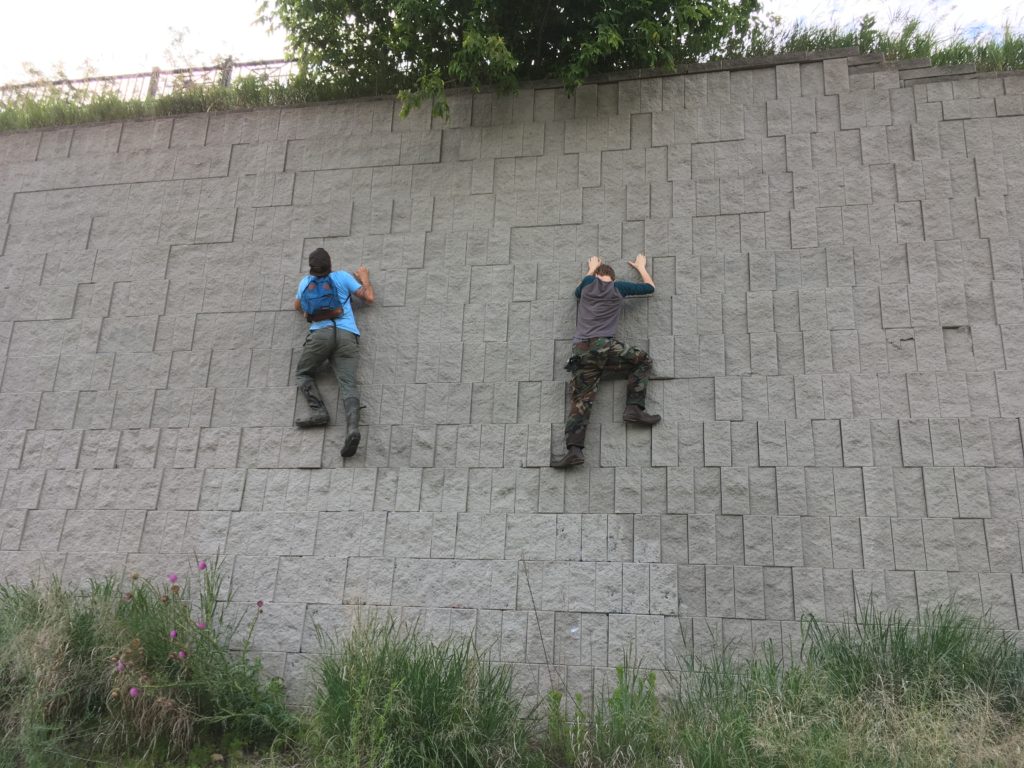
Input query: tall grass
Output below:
<box><xmin>803</xmin><ymin>603</ymin><xmax>1024</xmax><ymax>708</ymax></box>
<box><xmin>306</xmin><ymin>619</ymin><xmax>532</xmax><ymax>768</ymax></box>
<box><xmin>750</xmin><ymin>12</ymin><xmax>1024</xmax><ymax>71</ymax></box>
<box><xmin>545</xmin><ymin>657</ymin><xmax>664</xmax><ymax>767</ymax></box>
<box><xmin>0</xmin><ymin>559</ymin><xmax>293</xmax><ymax>765</ymax></box>
<box><xmin>542</xmin><ymin>605</ymin><xmax>1024</xmax><ymax>767</ymax></box>
<box><xmin>0</xmin><ymin>74</ymin><xmax>349</xmax><ymax>133</ymax></box>
<box><xmin>1</xmin><ymin>584</ymin><xmax>1023</xmax><ymax>766</ymax></box>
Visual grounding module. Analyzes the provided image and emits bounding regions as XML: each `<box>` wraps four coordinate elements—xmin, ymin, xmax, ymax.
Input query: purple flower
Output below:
<box><xmin>129</xmin><ymin>687</ymin><xmax>140</xmax><ymax>698</ymax></box>
<box><xmin>115</xmin><ymin>660</ymin><xmax>125</xmax><ymax>673</ymax></box>
<box><xmin>198</xmin><ymin>560</ymin><xmax>208</xmax><ymax>571</ymax></box>
<box><xmin>178</xmin><ymin>650</ymin><xmax>187</xmax><ymax>660</ymax></box>
<box><xmin>256</xmin><ymin>600</ymin><xmax>264</xmax><ymax>609</ymax></box>
<box><xmin>169</xmin><ymin>630</ymin><xmax>178</xmax><ymax>640</ymax></box>
<box><xmin>167</xmin><ymin>573</ymin><xmax>178</xmax><ymax>584</ymax></box>
<box><xmin>195</xmin><ymin>621</ymin><xmax>207</xmax><ymax>630</ymax></box>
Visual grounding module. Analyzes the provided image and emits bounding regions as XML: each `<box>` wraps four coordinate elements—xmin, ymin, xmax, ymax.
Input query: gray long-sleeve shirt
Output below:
<box><xmin>572</xmin><ymin>276</ymin><xmax>654</xmax><ymax>341</ymax></box>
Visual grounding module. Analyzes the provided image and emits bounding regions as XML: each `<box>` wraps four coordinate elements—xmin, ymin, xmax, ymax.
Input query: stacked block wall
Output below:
<box><xmin>1</xmin><ymin>54</ymin><xmax>1024</xmax><ymax>702</ymax></box>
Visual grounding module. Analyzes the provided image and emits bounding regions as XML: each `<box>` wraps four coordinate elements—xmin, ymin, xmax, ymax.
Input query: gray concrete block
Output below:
<box><xmin>840</xmin><ymin>419</ymin><xmax>873</xmax><ymax>466</ymax></box>
<box><xmin>812</xmin><ymin>419</ymin><xmax>844</xmax><ymax>466</ymax></box>
<box><xmin>985</xmin><ymin>519</ymin><xmax>1022</xmax><ymax>571</ymax></box>
<box><xmin>954</xmin><ymin>518</ymin><xmax>990</xmax><ymax>571</ymax></box>
<box><xmin>805</xmin><ymin>467</ymin><xmax>836</xmax><ymax>516</ymax></box>
<box><xmin>823</xmin><ymin>568</ymin><xmax>856</xmax><ymax>621</ymax></box>
<box><xmin>862</xmin><ymin>467</ymin><xmax>897</xmax><ymax>517</ymax></box>
<box><xmin>980</xmin><ymin>573</ymin><xmax>1017</xmax><ymax>630</ymax></box>
<box><xmin>990</xmin><ymin>418</ymin><xmax>1024</xmax><ymax>466</ymax></box>
<box><xmin>923</xmin><ymin>467</ymin><xmax>960</xmax><ymax>518</ymax></box>
<box><xmin>929</xmin><ymin>418</ymin><xmax>964</xmax><ymax>466</ymax></box>
<box><xmin>893</xmin><ymin>519</ymin><xmax>927</xmax><ymax>570</ymax></box>
<box><xmin>893</xmin><ymin>467</ymin><xmax>928</xmax><ymax>517</ymax></box>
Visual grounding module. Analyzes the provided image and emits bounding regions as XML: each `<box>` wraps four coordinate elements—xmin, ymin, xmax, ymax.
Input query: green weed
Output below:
<box><xmin>0</xmin><ymin>558</ymin><xmax>293</xmax><ymax>765</ymax></box>
<box><xmin>306</xmin><ymin>618</ymin><xmax>530</xmax><ymax>767</ymax></box>
<box><xmin>749</xmin><ymin>12</ymin><xmax>1024</xmax><ymax>71</ymax></box>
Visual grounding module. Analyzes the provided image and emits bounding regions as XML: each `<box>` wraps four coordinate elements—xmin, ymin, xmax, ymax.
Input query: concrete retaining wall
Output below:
<box><xmin>1</xmin><ymin>51</ymin><xmax>1024</xmax><ymax>704</ymax></box>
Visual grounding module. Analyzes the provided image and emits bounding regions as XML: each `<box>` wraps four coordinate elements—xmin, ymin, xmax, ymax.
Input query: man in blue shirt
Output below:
<box><xmin>293</xmin><ymin>248</ymin><xmax>375</xmax><ymax>458</ymax></box>
<box><xmin>551</xmin><ymin>253</ymin><xmax>660</xmax><ymax>468</ymax></box>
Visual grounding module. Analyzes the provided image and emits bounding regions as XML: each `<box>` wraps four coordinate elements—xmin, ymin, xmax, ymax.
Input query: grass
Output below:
<box><xmin>749</xmin><ymin>12</ymin><xmax>1024</xmax><ymax>71</ymax></box>
<box><xmin>2</xmin><ymin>11</ymin><xmax>1022</xmax><ymax>133</ymax></box>
<box><xmin>0</xmin><ymin>74</ymin><xmax>350</xmax><ymax>133</ymax></box>
<box><xmin>0</xmin><ymin>558</ymin><xmax>294</xmax><ymax>766</ymax></box>
<box><xmin>1</xmin><ymin>575</ymin><xmax>1024</xmax><ymax>766</ymax></box>
<box><xmin>305</xmin><ymin>619</ymin><xmax>532</xmax><ymax>767</ymax></box>
<box><xmin>539</xmin><ymin>604</ymin><xmax>1024</xmax><ymax>767</ymax></box>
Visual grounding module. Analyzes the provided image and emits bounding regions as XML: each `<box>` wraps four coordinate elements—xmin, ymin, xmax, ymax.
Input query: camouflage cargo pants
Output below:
<box><xmin>564</xmin><ymin>337</ymin><xmax>653</xmax><ymax>448</ymax></box>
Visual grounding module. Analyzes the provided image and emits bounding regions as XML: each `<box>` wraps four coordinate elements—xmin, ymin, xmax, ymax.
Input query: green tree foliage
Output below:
<box><xmin>257</xmin><ymin>0</ymin><xmax>761</xmax><ymax>116</ymax></box>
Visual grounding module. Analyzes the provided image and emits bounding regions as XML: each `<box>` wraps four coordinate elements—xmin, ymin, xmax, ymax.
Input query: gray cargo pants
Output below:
<box><xmin>295</xmin><ymin>326</ymin><xmax>360</xmax><ymax>401</ymax></box>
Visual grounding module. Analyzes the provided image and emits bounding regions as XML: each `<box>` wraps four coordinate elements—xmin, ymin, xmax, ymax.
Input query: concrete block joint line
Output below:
<box><xmin>2</xmin><ymin>49</ymin><xmax>1024</xmax><ymax>706</ymax></box>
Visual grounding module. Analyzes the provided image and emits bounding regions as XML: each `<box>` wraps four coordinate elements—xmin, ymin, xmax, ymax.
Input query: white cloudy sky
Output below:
<box><xmin>0</xmin><ymin>0</ymin><xmax>1020</xmax><ymax>86</ymax></box>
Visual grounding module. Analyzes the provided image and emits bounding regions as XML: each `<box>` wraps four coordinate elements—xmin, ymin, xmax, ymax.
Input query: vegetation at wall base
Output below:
<box><xmin>304</xmin><ymin>619</ymin><xmax>532</xmax><ymax>767</ymax></box>
<box><xmin>0</xmin><ymin>559</ymin><xmax>293</xmax><ymax>766</ymax></box>
<box><xmin>1</xmin><ymin>570</ymin><xmax>1024</xmax><ymax>766</ymax></box>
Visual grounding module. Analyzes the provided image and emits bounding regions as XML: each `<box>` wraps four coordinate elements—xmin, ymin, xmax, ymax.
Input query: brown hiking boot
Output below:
<box><xmin>550</xmin><ymin>446</ymin><xmax>585</xmax><ymax>468</ymax></box>
<box><xmin>623</xmin><ymin>404</ymin><xmax>661</xmax><ymax>426</ymax></box>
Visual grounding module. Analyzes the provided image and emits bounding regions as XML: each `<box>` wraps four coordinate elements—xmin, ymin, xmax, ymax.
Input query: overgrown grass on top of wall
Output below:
<box><xmin>0</xmin><ymin>75</ymin><xmax>354</xmax><ymax>133</ymax></box>
<box><xmin>2</xmin><ymin>567</ymin><xmax>1024</xmax><ymax>767</ymax></box>
<box><xmin>749</xmin><ymin>12</ymin><xmax>1024</xmax><ymax>72</ymax></box>
<box><xmin>2</xmin><ymin>13</ymin><xmax>1023</xmax><ymax>134</ymax></box>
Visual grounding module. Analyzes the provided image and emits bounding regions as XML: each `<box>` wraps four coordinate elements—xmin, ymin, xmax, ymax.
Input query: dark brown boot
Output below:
<box><xmin>623</xmin><ymin>404</ymin><xmax>661</xmax><ymax>426</ymax></box>
<box><xmin>295</xmin><ymin>382</ymin><xmax>329</xmax><ymax>427</ymax></box>
<box><xmin>550</xmin><ymin>446</ymin><xmax>584</xmax><ymax>468</ymax></box>
<box><xmin>340</xmin><ymin>397</ymin><xmax>361</xmax><ymax>458</ymax></box>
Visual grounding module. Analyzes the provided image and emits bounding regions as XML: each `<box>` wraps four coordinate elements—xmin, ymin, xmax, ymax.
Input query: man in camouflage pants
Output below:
<box><xmin>551</xmin><ymin>254</ymin><xmax>660</xmax><ymax>468</ymax></box>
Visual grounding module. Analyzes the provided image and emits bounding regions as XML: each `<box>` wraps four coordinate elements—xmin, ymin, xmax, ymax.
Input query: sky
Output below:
<box><xmin>0</xmin><ymin>0</ymin><xmax>287</xmax><ymax>85</ymax></box>
<box><xmin>0</xmin><ymin>0</ymin><xmax>1021</xmax><ymax>87</ymax></box>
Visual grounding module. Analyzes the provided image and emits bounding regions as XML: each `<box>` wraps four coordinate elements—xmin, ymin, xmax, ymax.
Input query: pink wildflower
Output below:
<box><xmin>129</xmin><ymin>687</ymin><xmax>140</xmax><ymax>698</ymax></box>
<box><xmin>167</xmin><ymin>573</ymin><xmax>177</xmax><ymax>584</ymax></box>
<box><xmin>256</xmin><ymin>600</ymin><xmax>264</xmax><ymax>609</ymax></box>
<box><xmin>195</xmin><ymin>621</ymin><xmax>207</xmax><ymax>630</ymax></box>
<box><xmin>169</xmin><ymin>630</ymin><xmax>178</xmax><ymax>640</ymax></box>
<box><xmin>115</xmin><ymin>660</ymin><xmax>125</xmax><ymax>673</ymax></box>
<box><xmin>178</xmin><ymin>650</ymin><xmax>187</xmax><ymax>660</ymax></box>
<box><xmin>198</xmin><ymin>560</ymin><xmax>208</xmax><ymax>571</ymax></box>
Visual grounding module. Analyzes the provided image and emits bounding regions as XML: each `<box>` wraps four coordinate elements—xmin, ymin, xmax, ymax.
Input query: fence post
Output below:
<box><xmin>219</xmin><ymin>58</ymin><xmax>234</xmax><ymax>88</ymax></box>
<box><xmin>148</xmin><ymin>67</ymin><xmax>160</xmax><ymax>98</ymax></box>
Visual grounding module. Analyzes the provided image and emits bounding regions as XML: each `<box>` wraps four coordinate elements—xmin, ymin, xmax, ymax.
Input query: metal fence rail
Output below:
<box><xmin>0</xmin><ymin>59</ymin><xmax>297</xmax><ymax>104</ymax></box>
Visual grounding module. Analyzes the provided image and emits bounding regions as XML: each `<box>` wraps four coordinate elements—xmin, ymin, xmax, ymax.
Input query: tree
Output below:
<box><xmin>258</xmin><ymin>0</ymin><xmax>761</xmax><ymax>117</ymax></box>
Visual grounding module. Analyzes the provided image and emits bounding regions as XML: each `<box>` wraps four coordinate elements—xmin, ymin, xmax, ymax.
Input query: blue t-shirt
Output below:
<box><xmin>296</xmin><ymin>271</ymin><xmax>363</xmax><ymax>334</ymax></box>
